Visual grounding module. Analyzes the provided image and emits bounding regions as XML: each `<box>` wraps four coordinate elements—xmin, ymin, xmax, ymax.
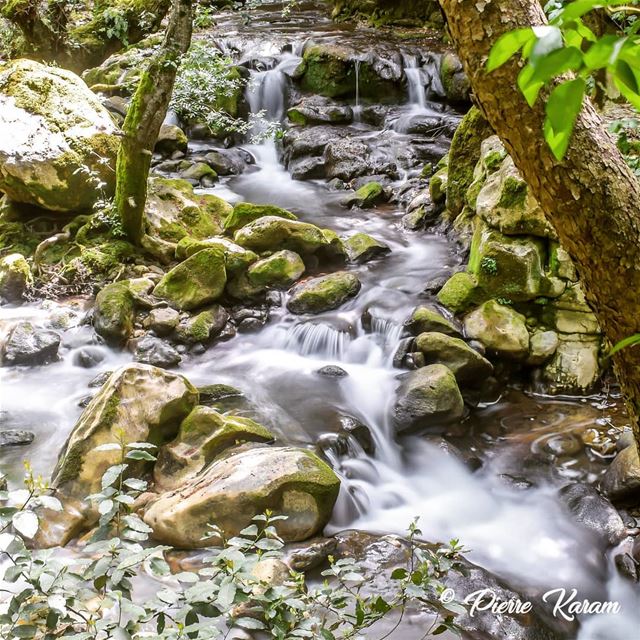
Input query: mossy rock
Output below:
<box><xmin>145</xmin><ymin>177</ymin><xmax>230</xmax><ymax>243</ymax></box>
<box><xmin>429</xmin><ymin>167</ymin><xmax>448</xmax><ymax>205</ymax></box>
<box><xmin>144</xmin><ymin>446</ymin><xmax>340</xmax><ymax>547</ymax></box>
<box><xmin>414</xmin><ymin>332</ymin><xmax>493</xmax><ymax>386</ymax></box>
<box><xmin>343</xmin><ymin>232</ymin><xmax>390</xmax><ymax>263</ymax></box>
<box><xmin>153</xmin><ymin>247</ymin><xmax>227</xmax><ymax>311</ymax></box>
<box><xmin>174</xmin><ymin>305</ymin><xmax>229</xmax><ymax>344</ymax></box>
<box><xmin>0</xmin><ymin>59</ymin><xmax>120</xmax><ymax>213</ymax></box>
<box><xmin>446</xmin><ymin>107</ymin><xmax>493</xmax><ymax>217</ymax></box>
<box><xmin>405</xmin><ymin>306</ymin><xmax>460</xmax><ymax>337</ymax></box>
<box><xmin>475</xmin><ymin>156</ymin><xmax>556</xmax><ymax>238</ymax></box>
<box><xmin>0</xmin><ymin>253</ymin><xmax>32</xmax><ymax>301</ymax></box>
<box><xmin>287</xmin><ymin>271</ymin><xmax>361</xmax><ymax>314</ymax></box>
<box><xmin>437</xmin><ymin>272</ymin><xmax>482</xmax><ymax>314</ymax></box>
<box><xmin>154</xmin><ymin>406</ymin><xmax>275</xmax><ymax>491</ymax></box>
<box><xmin>155</xmin><ymin>123</ymin><xmax>188</xmax><ymax>155</ymax></box>
<box><xmin>439</xmin><ymin>52</ymin><xmax>470</xmax><ymax>104</ymax></box>
<box><xmin>234</xmin><ymin>216</ymin><xmax>331</xmax><ymax>256</ymax></box>
<box><xmin>463</xmin><ymin>300</ymin><xmax>530</xmax><ymax>360</ymax></box>
<box><xmin>175</xmin><ymin>236</ymin><xmax>258</xmax><ymax>272</ymax></box>
<box><xmin>330</xmin><ymin>0</ymin><xmax>439</xmax><ymax>26</ymax></box>
<box><xmin>348</xmin><ymin>182</ymin><xmax>386</xmax><ymax>209</ymax></box>
<box><xmin>93</xmin><ymin>280</ymin><xmax>136</xmax><ymax>345</ymax></box>
<box><xmin>224</xmin><ymin>202</ymin><xmax>298</xmax><ymax>234</ymax></box>
<box><xmin>247</xmin><ymin>250</ymin><xmax>306</xmax><ymax>288</ymax></box>
<box><xmin>543</xmin><ymin>335</ymin><xmax>601</xmax><ymax>393</ymax></box>
<box><xmin>467</xmin><ymin>219</ymin><xmax>546</xmax><ymax>302</ymax></box>
<box><xmin>37</xmin><ymin>363</ymin><xmax>198</xmax><ymax>548</ymax></box>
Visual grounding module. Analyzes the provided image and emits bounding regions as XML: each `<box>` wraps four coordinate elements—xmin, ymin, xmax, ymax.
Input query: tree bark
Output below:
<box><xmin>114</xmin><ymin>0</ymin><xmax>193</xmax><ymax>245</ymax></box>
<box><xmin>437</xmin><ymin>0</ymin><xmax>640</xmax><ymax>450</ymax></box>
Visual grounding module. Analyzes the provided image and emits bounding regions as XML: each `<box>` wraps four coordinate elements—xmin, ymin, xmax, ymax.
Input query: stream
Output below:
<box><xmin>1</xmin><ymin>3</ymin><xmax>640</xmax><ymax>638</ymax></box>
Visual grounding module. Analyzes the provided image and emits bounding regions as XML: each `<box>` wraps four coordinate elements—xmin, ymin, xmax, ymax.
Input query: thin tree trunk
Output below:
<box><xmin>114</xmin><ymin>0</ymin><xmax>193</xmax><ymax>244</ymax></box>
<box><xmin>437</xmin><ymin>0</ymin><xmax>640</xmax><ymax>451</ymax></box>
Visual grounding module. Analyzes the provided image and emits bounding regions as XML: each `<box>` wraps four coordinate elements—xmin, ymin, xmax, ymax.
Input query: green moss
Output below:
<box><xmin>497</xmin><ymin>176</ymin><xmax>528</xmax><ymax>209</ymax></box>
<box><xmin>224</xmin><ymin>203</ymin><xmax>298</xmax><ymax>234</ymax></box>
<box><xmin>437</xmin><ymin>272</ymin><xmax>481</xmax><ymax>314</ymax></box>
<box><xmin>287</xmin><ymin>272</ymin><xmax>361</xmax><ymax>314</ymax></box>
<box><xmin>247</xmin><ymin>250</ymin><xmax>305</xmax><ymax>287</ymax></box>
<box><xmin>353</xmin><ymin>182</ymin><xmax>384</xmax><ymax>208</ymax></box>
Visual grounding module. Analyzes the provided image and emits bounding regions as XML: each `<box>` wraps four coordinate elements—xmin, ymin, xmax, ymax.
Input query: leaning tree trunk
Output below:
<box><xmin>437</xmin><ymin>0</ymin><xmax>640</xmax><ymax>451</ymax></box>
<box><xmin>114</xmin><ymin>0</ymin><xmax>193</xmax><ymax>245</ymax></box>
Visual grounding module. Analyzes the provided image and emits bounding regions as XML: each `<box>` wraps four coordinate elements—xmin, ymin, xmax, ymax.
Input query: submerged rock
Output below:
<box><xmin>154</xmin><ymin>406</ymin><xmax>274</xmax><ymax>491</ymax></box>
<box><xmin>37</xmin><ymin>364</ymin><xmax>198</xmax><ymax>547</ymax></box>
<box><xmin>464</xmin><ymin>300</ymin><xmax>529</xmax><ymax>359</ymax></box>
<box><xmin>153</xmin><ymin>247</ymin><xmax>227</xmax><ymax>311</ymax></box>
<box><xmin>2</xmin><ymin>322</ymin><xmax>60</xmax><ymax>366</ymax></box>
<box><xmin>0</xmin><ymin>59</ymin><xmax>119</xmax><ymax>212</ymax></box>
<box><xmin>0</xmin><ymin>253</ymin><xmax>32</xmax><ymax>301</ymax></box>
<box><xmin>287</xmin><ymin>272</ymin><xmax>361</xmax><ymax>314</ymax></box>
<box><xmin>414</xmin><ymin>332</ymin><xmax>493</xmax><ymax>386</ymax></box>
<box><xmin>144</xmin><ymin>446</ymin><xmax>340</xmax><ymax>547</ymax></box>
<box><xmin>393</xmin><ymin>364</ymin><xmax>464</xmax><ymax>432</ymax></box>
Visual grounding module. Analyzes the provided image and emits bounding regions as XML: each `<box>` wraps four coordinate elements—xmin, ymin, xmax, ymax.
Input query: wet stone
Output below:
<box><xmin>0</xmin><ymin>430</ymin><xmax>35</xmax><ymax>447</ymax></box>
<box><xmin>286</xmin><ymin>537</ymin><xmax>338</xmax><ymax>572</ymax></box>
<box><xmin>2</xmin><ymin>322</ymin><xmax>61</xmax><ymax>366</ymax></box>
<box><xmin>134</xmin><ymin>335</ymin><xmax>182</xmax><ymax>369</ymax></box>
<box><xmin>316</xmin><ymin>365</ymin><xmax>348</xmax><ymax>378</ymax></box>
<box><xmin>72</xmin><ymin>347</ymin><xmax>106</xmax><ymax>369</ymax></box>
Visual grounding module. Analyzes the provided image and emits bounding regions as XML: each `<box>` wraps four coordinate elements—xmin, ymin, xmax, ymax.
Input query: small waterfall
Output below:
<box><xmin>275</xmin><ymin>322</ymin><xmax>352</xmax><ymax>359</ymax></box>
<box><xmin>403</xmin><ymin>54</ymin><xmax>427</xmax><ymax>110</ymax></box>
<box><xmin>353</xmin><ymin>59</ymin><xmax>362</xmax><ymax>122</ymax></box>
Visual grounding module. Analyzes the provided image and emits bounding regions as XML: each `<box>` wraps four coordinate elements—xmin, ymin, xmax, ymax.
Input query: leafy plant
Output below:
<box><xmin>487</xmin><ymin>0</ymin><xmax>640</xmax><ymax>159</ymax></box>
<box><xmin>0</xmin><ymin>439</ymin><xmax>468</xmax><ymax>639</ymax></box>
<box><xmin>100</xmin><ymin>6</ymin><xmax>130</xmax><ymax>45</ymax></box>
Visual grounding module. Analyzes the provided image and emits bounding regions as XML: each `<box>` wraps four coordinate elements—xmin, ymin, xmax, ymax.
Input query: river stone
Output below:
<box><xmin>153</xmin><ymin>247</ymin><xmax>227</xmax><ymax>311</ymax></box>
<box><xmin>476</xmin><ymin>156</ymin><xmax>556</xmax><ymax>238</ymax></box>
<box><xmin>527</xmin><ymin>330</ymin><xmax>559</xmax><ymax>365</ymax></box>
<box><xmin>144</xmin><ymin>177</ymin><xmax>230</xmax><ymax>243</ymax></box>
<box><xmin>36</xmin><ymin>364</ymin><xmax>198</xmax><ymax>547</ymax></box>
<box><xmin>414</xmin><ymin>332</ymin><xmax>493</xmax><ymax>386</ymax></box>
<box><xmin>234</xmin><ymin>216</ymin><xmax>331</xmax><ymax>256</ymax></box>
<box><xmin>0</xmin><ymin>253</ymin><xmax>32</xmax><ymax>301</ymax></box>
<box><xmin>405</xmin><ymin>306</ymin><xmax>460</xmax><ymax>337</ymax></box>
<box><xmin>343</xmin><ymin>182</ymin><xmax>386</xmax><ymax>209</ymax></box>
<box><xmin>2</xmin><ymin>322</ymin><xmax>60</xmax><ymax>366</ymax></box>
<box><xmin>468</xmin><ymin>221</ymin><xmax>546</xmax><ymax>301</ymax></box>
<box><xmin>224</xmin><ymin>202</ymin><xmax>298</xmax><ymax>234</ymax></box>
<box><xmin>0</xmin><ymin>59</ymin><xmax>120</xmax><ymax>212</ymax></box>
<box><xmin>144</xmin><ymin>446</ymin><xmax>341</xmax><ymax>547</ymax></box>
<box><xmin>175</xmin><ymin>236</ymin><xmax>258</xmax><ymax>272</ymax></box>
<box><xmin>560</xmin><ymin>483</ymin><xmax>626</xmax><ymax>546</ymax></box>
<box><xmin>134</xmin><ymin>335</ymin><xmax>181</xmax><ymax>369</ymax></box>
<box><xmin>464</xmin><ymin>300</ymin><xmax>529</xmax><ymax>359</ymax></box>
<box><xmin>155</xmin><ymin>123</ymin><xmax>188</xmax><ymax>155</ymax></box>
<box><xmin>93</xmin><ymin>280</ymin><xmax>135</xmax><ymax>345</ymax></box>
<box><xmin>393</xmin><ymin>364</ymin><xmax>464</xmax><ymax>432</ymax></box>
<box><xmin>439</xmin><ymin>52</ymin><xmax>470</xmax><ymax>104</ymax></box>
<box><xmin>287</xmin><ymin>272</ymin><xmax>361</xmax><ymax>314</ymax></box>
<box><xmin>143</xmin><ymin>307</ymin><xmax>180</xmax><ymax>336</ymax></box>
<box><xmin>429</xmin><ymin>166</ymin><xmax>448</xmax><ymax>205</ymax></box>
<box><xmin>542</xmin><ymin>335</ymin><xmax>600</xmax><ymax>392</ymax></box>
<box><xmin>0</xmin><ymin>429</ymin><xmax>35</xmax><ymax>447</ymax></box>
<box><xmin>73</xmin><ymin>346</ymin><xmax>106</xmax><ymax>368</ymax></box>
<box><xmin>286</xmin><ymin>537</ymin><xmax>338</xmax><ymax>572</ymax></box>
<box><xmin>288</xmin><ymin>96</ymin><xmax>353</xmax><ymax>126</ymax></box>
<box><xmin>174</xmin><ymin>305</ymin><xmax>229</xmax><ymax>344</ymax></box>
<box><xmin>180</xmin><ymin>161</ymin><xmax>218</xmax><ymax>186</ymax></box>
<box><xmin>247</xmin><ymin>250</ymin><xmax>306</xmax><ymax>288</ymax></box>
<box><xmin>343</xmin><ymin>233</ymin><xmax>390</xmax><ymax>263</ymax></box>
<box><xmin>601</xmin><ymin>445</ymin><xmax>640</xmax><ymax>503</ymax></box>
<box><xmin>154</xmin><ymin>406</ymin><xmax>274</xmax><ymax>491</ymax></box>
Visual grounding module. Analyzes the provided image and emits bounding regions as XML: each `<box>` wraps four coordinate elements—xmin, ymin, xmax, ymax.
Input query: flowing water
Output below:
<box><xmin>1</xmin><ymin>3</ymin><xmax>639</xmax><ymax>637</ymax></box>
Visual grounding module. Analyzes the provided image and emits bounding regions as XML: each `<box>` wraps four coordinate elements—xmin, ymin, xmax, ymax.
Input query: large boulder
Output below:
<box><xmin>0</xmin><ymin>252</ymin><xmax>32</xmax><ymax>301</ymax></box>
<box><xmin>37</xmin><ymin>364</ymin><xmax>198</xmax><ymax>547</ymax></box>
<box><xmin>175</xmin><ymin>236</ymin><xmax>257</xmax><ymax>272</ymax></box>
<box><xmin>153</xmin><ymin>247</ymin><xmax>227</xmax><ymax>311</ymax></box>
<box><xmin>393</xmin><ymin>364</ymin><xmax>464</xmax><ymax>432</ymax></box>
<box><xmin>93</xmin><ymin>280</ymin><xmax>136</xmax><ymax>345</ymax></box>
<box><xmin>414</xmin><ymin>332</ymin><xmax>493</xmax><ymax>386</ymax></box>
<box><xmin>343</xmin><ymin>232</ymin><xmax>390</xmax><ymax>263</ymax></box>
<box><xmin>405</xmin><ymin>306</ymin><xmax>460</xmax><ymax>337</ymax></box>
<box><xmin>463</xmin><ymin>300</ymin><xmax>530</xmax><ymax>359</ymax></box>
<box><xmin>287</xmin><ymin>272</ymin><xmax>361</xmax><ymax>314</ymax></box>
<box><xmin>600</xmin><ymin>444</ymin><xmax>640</xmax><ymax>503</ymax></box>
<box><xmin>223</xmin><ymin>202</ymin><xmax>298</xmax><ymax>234</ymax></box>
<box><xmin>1</xmin><ymin>322</ymin><xmax>60</xmax><ymax>366</ymax></box>
<box><xmin>234</xmin><ymin>216</ymin><xmax>331</xmax><ymax>256</ymax></box>
<box><xmin>144</xmin><ymin>446</ymin><xmax>341</xmax><ymax>547</ymax></box>
<box><xmin>154</xmin><ymin>406</ymin><xmax>274</xmax><ymax>491</ymax></box>
<box><xmin>0</xmin><ymin>59</ymin><xmax>120</xmax><ymax>212</ymax></box>
<box><xmin>542</xmin><ymin>334</ymin><xmax>601</xmax><ymax>393</ymax></box>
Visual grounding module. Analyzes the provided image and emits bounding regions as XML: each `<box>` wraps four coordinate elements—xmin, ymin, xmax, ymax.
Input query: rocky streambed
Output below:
<box><xmin>1</xmin><ymin>2</ymin><xmax>640</xmax><ymax>638</ymax></box>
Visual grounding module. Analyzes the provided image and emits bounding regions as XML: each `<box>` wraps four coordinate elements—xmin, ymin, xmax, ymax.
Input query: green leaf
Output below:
<box><xmin>608</xmin><ymin>333</ymin><xmax>640</xmax><ymax>357</ymax></box>
<box><xmin>531</xmin><ymin>26</ymin><xmax>563</xmax><ymax>63</ymax></box>
<box><xmin>101</xmin><ymin>464</ymin><xmax>127</xmax><ymax>490</ymax></box>
<box><xmin>543</xmin><ymin>78</ymin><xmax>586</xmax><ymax>160</ymax></box>
<box><xmin>391</xmin><ymin>568</ymin><xmax>407</xmax><ymax>580</ymax></box>
<box><xmin>583</xmin><ymin>35</ymin><xmax>626</xmax><ymax>70</ymax></box>
<box><xmin>518</xmin><ymin>65</ymin><xmax>544</xmax><ymax>107</ymax></box>
<box><xmin>125</xmin><ymin>450</ymin><xmax>156</xmax><ymax>461</ymax></box>
<box><xmin>487</xmin><ymin>27</ymin><xmax>535</xmax><ymax>71</ymax></box>
<box><xmin>529</xmin><ymin>46</ymin><xmax>583</xmax><ymax>84</ymax></box>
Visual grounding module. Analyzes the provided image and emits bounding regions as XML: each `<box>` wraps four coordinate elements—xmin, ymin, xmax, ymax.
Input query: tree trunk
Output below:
<box><xmin>437</xmin><ymin>0</ymin><xmax>640</xmax><ymax>450</ymax></box>
<box><xmin>114</xmin><ymin>0</ymin><xmax>193</xmax><ymax>245</ymax></box>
